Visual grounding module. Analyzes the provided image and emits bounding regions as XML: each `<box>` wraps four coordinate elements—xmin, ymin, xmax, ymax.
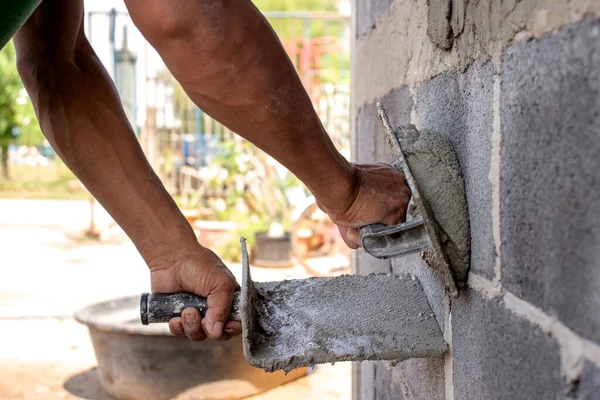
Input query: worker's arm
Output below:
<box><xmin>15</xmin><ymin>0</ymin><xmax>410</xmax><ymax>342</ymax></box>
<box><xmin>13</xmin><ymin>1</ymin><xmax>241</xmax><ymax>341</ymax></box>
<box><xmin>122</xmin><ymin>0</ymin><xmax>410</xmax><ymax>242</ymax></box>
<box><xmin>122</xmin><ymin>0</ymin><xmax>410</xmax><ymax>338</ymax></box>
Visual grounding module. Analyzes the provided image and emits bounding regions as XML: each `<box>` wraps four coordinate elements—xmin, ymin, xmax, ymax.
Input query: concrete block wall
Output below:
<box><xmin>351</xmin><ymin>1</ymin><xmax>600</xmax><ymax>398</ymax></box>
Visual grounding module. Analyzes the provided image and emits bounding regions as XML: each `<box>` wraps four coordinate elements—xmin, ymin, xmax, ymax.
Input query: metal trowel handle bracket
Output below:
<box><xmin>360</xmin><ymin>217</ymin><xmax>429</xmax><ymax>259</ymax></box>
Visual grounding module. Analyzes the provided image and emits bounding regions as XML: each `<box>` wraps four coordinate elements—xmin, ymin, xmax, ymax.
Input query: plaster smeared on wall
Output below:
<box><xmin>355</xmin><ymin>0</ymin><xmax>600</xmax><ymax>108</ymax></box>
<box><xmin>427</xmin><ymin>0</ymin><xmax>453</xmax><ymax>49</ymax></box>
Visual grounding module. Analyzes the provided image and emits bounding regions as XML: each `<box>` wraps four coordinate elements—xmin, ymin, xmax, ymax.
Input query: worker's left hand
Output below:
<box><xmin>316</xmin><ymin>162</ymin><xmax>411</xmax><ymax>249</ymax></box>
<box><xmin>148</xmin><ymin>243</ymin><xmax>242</xmax><ymax>341</ymax></box>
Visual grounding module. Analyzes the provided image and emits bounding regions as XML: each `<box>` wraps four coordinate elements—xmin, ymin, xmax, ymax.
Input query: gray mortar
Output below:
<box><xmin>426</xmin><ymin>0</ymin><xmax>453</xmax><ymax>50</ymax></box>
<box><xmin>396</xmin><ymin>124</ymin><xmax>471</xmax><ymax>283</ymax></box>
<box><xmin>242</xmin><ymin>272</ymin><xmax>447</xmax><ymax>373</ymax></box>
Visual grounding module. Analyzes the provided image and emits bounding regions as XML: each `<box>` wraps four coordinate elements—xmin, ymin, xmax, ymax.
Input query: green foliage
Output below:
<box><xmin>0</xmin><ymin>41</ymin><xmax>44</xmax><ymax>148</ymax></box>
<box><xmin>254</xmin><ymin>0</ymin><xmax>339</xmax><ymax>12</ymax></box>
<box><xmin>0</xmin><ymin>41</ymin><xmax>20</xmax><ymax>148</ymax></box>
<box><xmin>15</xmin><ymin>95</ymin><xmax>43</xmax><ymax>147</ymax></box>
<box><xmin>0</xmin><ymin>41</ymin><xmax>45</xmax><ymax>179</ymax></box>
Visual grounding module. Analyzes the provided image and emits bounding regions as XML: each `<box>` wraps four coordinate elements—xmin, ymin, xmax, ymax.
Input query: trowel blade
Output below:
<box><xmin>240</xmin><ymin>242</ymin><xmax>447</xmax><ymax>373</ymax></box>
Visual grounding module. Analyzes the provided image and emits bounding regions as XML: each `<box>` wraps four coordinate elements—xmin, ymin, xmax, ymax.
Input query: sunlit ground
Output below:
<box><xmin>0</xmin><ymin>161</ymin><xmax>89</xmax><ymax>200</ymax></box>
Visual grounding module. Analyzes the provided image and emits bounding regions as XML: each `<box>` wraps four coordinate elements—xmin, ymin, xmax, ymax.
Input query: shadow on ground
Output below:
<box><xmin>64</xmin><ymin>368</ymin><xmax>116</xmax><ymax>400</ymax></box>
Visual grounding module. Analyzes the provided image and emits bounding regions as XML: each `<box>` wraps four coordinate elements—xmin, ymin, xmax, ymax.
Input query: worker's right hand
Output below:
<box><xmin>316</xmin><ymin>162</ymin><xmax>411</xmax><ymax>249</ymax></box>
<box><xmin>148</xmin><ymin>242</ymin><xmax>241</xmax><ymax>341</ymax></box>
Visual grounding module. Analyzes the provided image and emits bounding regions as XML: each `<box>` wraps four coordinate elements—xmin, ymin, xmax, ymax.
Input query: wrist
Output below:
<box><xmin>138</xmin><ymin>221</ymin><xmax>201</xmax><ymax>272</ymax></box>
<box><xmin>310</xmin><ymin>159</ymin><xmax>360</xmax><ymax>213</ymax></box>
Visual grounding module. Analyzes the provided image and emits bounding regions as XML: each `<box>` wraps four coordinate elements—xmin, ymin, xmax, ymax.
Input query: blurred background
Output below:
<box><xmin>0</xmin><ymin>0</ymin><xmax>353</xmax><ymax>399</ymax></box>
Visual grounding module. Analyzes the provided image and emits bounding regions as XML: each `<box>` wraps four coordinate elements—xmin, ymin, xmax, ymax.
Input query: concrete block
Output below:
<box><xmin>453</xmin><ymin>289</ymin><xmax>565</xmax><ymax>399</ymax></box>
<box><xmin>356</xmin><ymin>0</ymin><xmax>395</xmax><ymax>39</ymax></box>
<box><xmin>500</xmin><ymin>18</ymin><xmax>600</xmax><ymax>342</ymax></box>
<box><xmin>358</xmin><ymin>251</ymin><xmax>391</xmax><ymax>275</ymax></box>
<box><xmin>356</xmin><ymin>86</ymin><xmax>412</xmax><ymax>163</ymax></box>
<box><xmin>390</xmin><ymin>356</ymin><xmax>445</xmax><ymax>400</ymax></box>
<box><xmin>373</xmin><ymin>362</ymin><xmax>407</xmax><ymax>400</ymax></box>
<box><xmin>578</xmin><ymin>361</ymin><xmax>600</xmax><ymax>399</ymax></box>
<box><xmin>354</xmin><ymin>113</ymin><xmax>378</xmax><ymax>164</ymax></box>
<box><xmin>355</xmin><ymin>361</ymin><xmax>376</xmax><ymax>400</ymax></box>
<box><xmin>414</xmin><ymin>62</ymin><xmax>495</xmax><ymax>280</ymax></box>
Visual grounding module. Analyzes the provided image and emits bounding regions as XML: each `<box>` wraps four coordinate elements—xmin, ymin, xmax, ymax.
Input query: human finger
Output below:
<box><xmin>203</xmin><ymin>286</ymin><xmax>235</xmax><ymax>340</ymax></box>
<box><xmin>181</xmin><ymin>307</ymin><xmax>207</xmax><ymax>341</ymax></box>
<box><xmin>168</xmin><ymin>317</ymin><xmax>185</xmax><ymax>337</ymax></box>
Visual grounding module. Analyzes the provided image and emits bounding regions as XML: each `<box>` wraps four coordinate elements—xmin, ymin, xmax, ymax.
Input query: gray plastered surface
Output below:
<box><xmin>500</xmin><ymin>18</ymin><xmax>600</xmax><ymax>342</ymax></box>
<box><xmin>373</xmin><ymin>362</ymin><xmax>408</xmax><ymax>400</ymax></box>
<box><xmin>414</xmin><ymin>61</ymin><xmax>495</xmax><ymax>280</ymax></box>
<box><xmin>355</xmin><ymin>0</ymin><xmax>395</xmax><ymax>38</ymax></box>
<box><xmin>356</xmin><ymin>86</ymin><xmax>413</xmax><ymax>164</ymax></box>
<box><xmin>357</xmin><ymin>251</ymin><xmax>391</xmax><ymax>275</ymax></box>
<box><xmin>389</xmin><ymin>356</ymin><xmax>446</xmax><ymax>400</ymax></box>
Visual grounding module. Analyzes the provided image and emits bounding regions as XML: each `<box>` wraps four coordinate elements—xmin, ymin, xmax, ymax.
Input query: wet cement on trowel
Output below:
<box><xmin>396</xmin><ymin>125</ymin><xmax>471</xmax><ymax>283</ymax></box>
<box><xmin>243</xmin><ymin>273</ymin><xmax>446</xmax><ymax>373</ymax></box>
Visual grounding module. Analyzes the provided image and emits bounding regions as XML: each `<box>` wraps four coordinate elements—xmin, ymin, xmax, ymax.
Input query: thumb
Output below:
<box><xmin>203</xmin><ymin>285</ymin><xmax>234</xmax><ymax>339</ymax></box>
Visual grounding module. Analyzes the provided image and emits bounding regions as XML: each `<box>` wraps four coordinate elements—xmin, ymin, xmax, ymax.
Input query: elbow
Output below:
<box><xmin>15</xmin><ymin>46</ymin><xmax>58</xmax><ymax>91</ymax></box>
<box><xmin>15</xmin><ymin>36</ymin><xmax>57</xmax><ymax>88</ymax></box>
<box><xmin>16</xmin><ymin>54</ymin><xmax>41</xmax><ymax>89</ymax></box>
<box><xmin>16</xmin><ymin>50</ymin><xmax>82</xmax><ymax>95</ymax></box>
<box><xmin>15</xmin><ymin>36</ymin><xmax>91</xmax><ymax>91</ymax></box>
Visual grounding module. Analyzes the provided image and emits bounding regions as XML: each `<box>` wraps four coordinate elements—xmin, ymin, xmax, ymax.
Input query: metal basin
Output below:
<box><xmin>75</xmin><ymin>295</ymin><xmax>308</xmax><ymax>400</ymax></box>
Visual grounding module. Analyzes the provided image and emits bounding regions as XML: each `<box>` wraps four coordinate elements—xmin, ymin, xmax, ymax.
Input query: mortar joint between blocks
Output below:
<box><xmin>490</xmin><ymin>59</ymin><xmax>503</xmax><ymax>284</ymax></box>
<box><xmin>444</xmin><ymin>293</ymin><xmax>454</xmax><ymax>400</ymax></box>
<box><xmin>468</xmin><ymin>273</ymin><xmax>600</xmax><ymax>383</ymax></box>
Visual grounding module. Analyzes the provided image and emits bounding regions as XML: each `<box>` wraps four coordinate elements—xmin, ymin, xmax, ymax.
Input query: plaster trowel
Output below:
<box><xmin>140</xmin><ymin>103</ymin><xmax>470</xmax><ymax>372</ymax></box>
<box><xmin>360</xmin><ymin>103</ymin><xmax>470</xmax><ymax>297</ymax></box>
<box><xmin>142</xmin><ymin>238</ymin><xmax>446</xmax><ymax>372</ymax></box>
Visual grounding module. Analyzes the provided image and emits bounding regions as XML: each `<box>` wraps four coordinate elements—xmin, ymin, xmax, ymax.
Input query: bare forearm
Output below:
<box><xmin>125</xmin><ymin>0</ymin><xmax>355</xmax><ymax>205</ymax></box>
<box><xmin>15</xmin><ymin>37</ymin><xmax>196</xmax><ymax>263</ymax></box>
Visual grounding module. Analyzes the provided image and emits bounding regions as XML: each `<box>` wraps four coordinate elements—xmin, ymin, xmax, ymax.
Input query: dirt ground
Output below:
<box><xmin>0</xmin><ymin>199</ymin><xmax>351</xmax><ymax>400</ymax></box>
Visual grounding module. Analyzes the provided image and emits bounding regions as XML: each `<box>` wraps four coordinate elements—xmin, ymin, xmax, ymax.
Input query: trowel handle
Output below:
<box><xmin>359</xmin><ymin>216</ymin><xmax>430</xmax><ymax>259</ymax></box>
<box><xmin>140</xmin><ymin>292</ymin><xmax>241</xmax><ymax>325</ymax></box>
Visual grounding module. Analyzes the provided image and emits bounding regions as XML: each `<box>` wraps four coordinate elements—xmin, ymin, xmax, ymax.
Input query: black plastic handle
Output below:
<box><xmin>140</xmin><ymin>292</ymin><xmax>241</xmax><ymax>325</ymax></box>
